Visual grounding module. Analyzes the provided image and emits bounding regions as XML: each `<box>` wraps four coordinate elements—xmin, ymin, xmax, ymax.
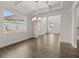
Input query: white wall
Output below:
<box><xmin>60</xmin><ymin>10</ymin><xmax>72</xmax><ymax>43</ymax></box>
<box><xmin>71</xmin><ymin>8</ymin><xmax>78</xmax><ymax>48</ymax></box>
<box><xmin>71</xmin><ymin>4</ymin><xmax>79</xmax><ymax>48</ymax></box>
<box><xmin>38</xmin><ymin>17</ymin><xmax>46</xmax><ymax>35</ymax></box>
<box><xmin>76</xmin><ymin>5</ymin><xmax>79</xmax><ymax>39</ymax></box>
<box><xmin>47</xmin><ymin>15</ymin><xmax>61</xmax><ymax>33</ymax></box>
<box><xmin>0</xmin><ymin>9</ymin><xmax>34</xmax><ymax>48</ymax></box>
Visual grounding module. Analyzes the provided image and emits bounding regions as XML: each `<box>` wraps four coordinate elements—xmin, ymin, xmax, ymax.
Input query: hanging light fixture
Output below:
<box><xmin>32</xmin><ymin>16</ymin><xmax>40</xmax><ymax>22</ymax></box>
<box><xmin>32</xmin><ymin>1</ymin><xmax>41</xmax><ymax>23</ymax></box>
<box><xmin>32</xmin><ymin>16</ymin><xmax>36</xmax><ymax>21</ymax></box>
<box><xmin>38</xmin><ymin>17</ymin><xmax>40</xmax><ymax>21</ymax></box>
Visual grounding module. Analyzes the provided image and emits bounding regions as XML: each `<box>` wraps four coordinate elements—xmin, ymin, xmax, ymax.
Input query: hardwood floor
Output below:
<box><xmin>0</xmin><ymin>33</ymin><xmax>79</xmax><ymax>58</ymax></box>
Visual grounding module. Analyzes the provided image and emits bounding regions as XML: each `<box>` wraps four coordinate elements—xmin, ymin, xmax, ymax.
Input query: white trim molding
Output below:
<box><xmin>71</xmin><ymin>2</ymin><xmax>79</xmax><ymax>48</ymax></box>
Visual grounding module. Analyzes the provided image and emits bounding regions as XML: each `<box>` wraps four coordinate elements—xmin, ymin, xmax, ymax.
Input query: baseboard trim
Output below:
<box><xmin>60</xmin><ymin>42</ymin><xmax>72</xmax><ymax>48</ymax></box>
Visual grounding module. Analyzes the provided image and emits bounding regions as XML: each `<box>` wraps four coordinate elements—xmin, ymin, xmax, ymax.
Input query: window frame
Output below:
<box><xmin>2</xmin><ymin>9</ymin><xmax>27</xmax><ymax>34</ymax></box>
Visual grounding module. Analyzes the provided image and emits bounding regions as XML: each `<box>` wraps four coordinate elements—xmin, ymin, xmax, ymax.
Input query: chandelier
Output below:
<box><xmin>32</xmin><ymin>16</ymin><xmax>40</xmax><ymax>22</ymax></box>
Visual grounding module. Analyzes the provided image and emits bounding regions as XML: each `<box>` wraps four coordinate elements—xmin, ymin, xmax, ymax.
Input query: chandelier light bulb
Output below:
<box><xmin>32</xmin><ymin>18</ymin><xmax>34</xmax><ymax>21</ymax></box>
<box><xmin>38</xmin><ymin>17</ymin><xmax>40</xmax><ymax>21</ymax></box>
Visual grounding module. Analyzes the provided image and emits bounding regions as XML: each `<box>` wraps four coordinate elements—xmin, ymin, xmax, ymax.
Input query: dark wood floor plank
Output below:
<box><xmin>0</xmin><ymin>33</ymin><xmax>79</xmax><ymax>58</ymax></box>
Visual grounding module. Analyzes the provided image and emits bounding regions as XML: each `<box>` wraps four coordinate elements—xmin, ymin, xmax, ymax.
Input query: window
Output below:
<box><xmin>48</xmin><ymin>23</ymin><xmax>55</xmax><ymax>32</ymax></box>
<box><xmin>17</xmin><ymin>15</ymin><xmax>27</xmax><ymax>32</ymax></box>
<box><xmin>3</xmin><ymin>10</ymin><xmax>27</xmax><ymax>33</ymax></box>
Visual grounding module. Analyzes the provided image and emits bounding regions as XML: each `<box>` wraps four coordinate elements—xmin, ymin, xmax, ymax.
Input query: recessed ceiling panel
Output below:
<box><xmin>13</xmin><ymin>1</ymin><xmax>62</xmax><ymax>15</ymax></box>
<box><xmin>0</xmin><ymin>1</ymin><xmax>63</xmax><ymax>16</ymax></box>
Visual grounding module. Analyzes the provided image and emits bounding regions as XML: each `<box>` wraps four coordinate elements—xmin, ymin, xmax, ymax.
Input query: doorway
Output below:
<box><xmin>34</xmin><ymin>15</ymin><xmax>61</xmax><ymax>37</ymax></box>
<box><xmin>47</xmin><ymin>15</ymin><xmax>61</xmax><ymax>34</ymax></box>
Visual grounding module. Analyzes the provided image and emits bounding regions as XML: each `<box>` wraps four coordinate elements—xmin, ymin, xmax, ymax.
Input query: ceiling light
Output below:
<box><xmin>32</xmin><ymin>16</ymin><xmax>41</xmax><ymax>22</ymax></box>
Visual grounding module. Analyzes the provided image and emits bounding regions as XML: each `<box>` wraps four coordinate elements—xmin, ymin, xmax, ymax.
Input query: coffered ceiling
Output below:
<box><xmin>0</xmin><ymin>1</ymin><xmax>74</xmax><ymax>16</ymax></box>
<box><xmin>12</xmin><ymin>1</ymin><xmax>62</xmax><ymax>15</ymax></box>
